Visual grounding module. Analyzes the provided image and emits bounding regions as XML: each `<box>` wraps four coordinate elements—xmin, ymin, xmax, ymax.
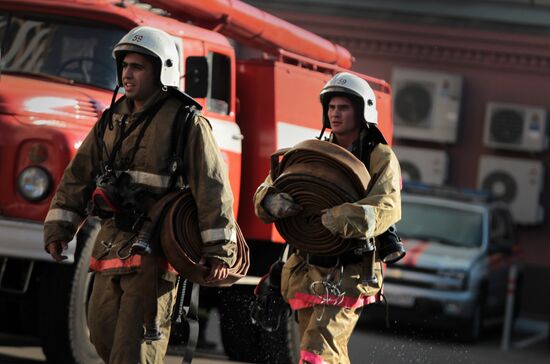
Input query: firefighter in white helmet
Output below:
<box><xmin>44</xmin><ymin>26</ymin><xmax>237</xmax><ymax>363</ymax></box>
<box><xmin>253</xmin><ymin>72</ymin><xmax>402</xmax><ymax>364</ymax></box>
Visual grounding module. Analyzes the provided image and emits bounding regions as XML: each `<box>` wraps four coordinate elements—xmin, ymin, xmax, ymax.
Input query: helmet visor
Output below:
<box><xmin>113</xmin><ymin>43</ymin><xmax>158</xmax><ymax>60</ymax></box>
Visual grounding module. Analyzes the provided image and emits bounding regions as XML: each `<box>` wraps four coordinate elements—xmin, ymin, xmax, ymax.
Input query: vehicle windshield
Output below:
<box><xmin>0</xmin><ymin>13</ymin><xmax>125</xmax><ymax>90</ymax></box>
<box><xmin>397</xmin><ymin>200</ymin><xmax>484</xmax><ymax>248</ymax></box>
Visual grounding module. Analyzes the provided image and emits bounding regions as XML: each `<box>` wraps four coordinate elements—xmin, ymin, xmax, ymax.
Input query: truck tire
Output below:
<box><xmin>39</xmin><ymin>220</ymin><xmax>102</xmax><ymax>364</ymax></box>
<box><xmin>259</xmin><ymin>310</ymin><xmax>300</xmax><ymax>364</ymax></box>
<box><xmin>218</xmin><ymin>286</ymin><xmax>300</xmax><ymax>363</ymax></box>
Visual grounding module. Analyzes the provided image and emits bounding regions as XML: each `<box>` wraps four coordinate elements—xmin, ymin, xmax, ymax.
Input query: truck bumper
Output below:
<box><xmin>0</xmin><ymin>217</ymin><xmax>75</xmax><ymax>263</ymax></box>
<box><xmin>382</xmin><ymin>283</ymin><xmax>476</xmax><ymax>319</ymax></box>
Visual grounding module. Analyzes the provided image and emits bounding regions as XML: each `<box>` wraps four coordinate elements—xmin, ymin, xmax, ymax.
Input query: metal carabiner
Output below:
<box><xmin>116</xmin><ymin>234</ymin><xmax>137</xmax><ymax>260</ymax></box>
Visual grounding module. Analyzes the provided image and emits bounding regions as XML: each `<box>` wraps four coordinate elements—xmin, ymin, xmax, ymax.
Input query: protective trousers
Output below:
<box><xmin>281</xmin><ymin>253</ymin><xmax>382</xmax><ymax>364</ymax></box>
<box><xmin>298</xmin><ymin>305</ymin><xmax>363</xmax><ymax>364</ymax></box>
<box><xmin>87</xmin><ymin>272</ymin><xmax>177</xmax><ymax>364</ymax></box>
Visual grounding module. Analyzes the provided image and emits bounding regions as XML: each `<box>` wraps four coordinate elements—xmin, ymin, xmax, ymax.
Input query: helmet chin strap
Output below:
<box><xmin>108</xmin><ymin>85</ymin><xmax>120</xmax><ymax>130</ymax></box>
<box><xmin>317</xmin><ymin>127</ymin><xmax>326</xmax><ymax>140</ymax></box>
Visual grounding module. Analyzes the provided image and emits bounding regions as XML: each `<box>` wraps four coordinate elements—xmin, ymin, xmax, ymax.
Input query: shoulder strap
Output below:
<box><xmin>171</xmin><ymin>278</ymin><xmax>200</xmax><ymax>364</ymax></box>
<box><xmin>95</xmin><ymin>96</ymin><xmax>127</xmax><ymax>171</ymax></box>
<box><xmin>359</xmin><ymin>137</ymin><xmax>378</xmax><ymax>173</ymax></box>
<box><xmin>168</xmin><ymin>104</ymin><xmax>198</xmax><ymax>189</ymax></box>
<box><xmin>96</xmin><ymin>96</ymin><xmax>126</xmax><ymax>143</ymax></box>
<box><xmin>358</xmin><ymin>124</ymin><xmax>388</xmax><ymax>172</ymax></box>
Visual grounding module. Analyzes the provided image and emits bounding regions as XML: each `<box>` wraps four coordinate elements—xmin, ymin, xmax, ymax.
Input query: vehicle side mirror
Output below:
<box><xmin>185</xmin><ymin>57</ymin><xmax>208</xmax><ymax>98</ymax></box>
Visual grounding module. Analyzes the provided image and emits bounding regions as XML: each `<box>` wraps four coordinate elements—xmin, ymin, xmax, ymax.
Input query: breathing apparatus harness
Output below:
<box><xmin>89</xmin><ymin>87</ymin><xmax>198</xmax><ymax>233</ymax></box>
<box><xmin>90</xmin><ymin>86</ymin><xmax>165</xmax><ymax>226</ymax></box>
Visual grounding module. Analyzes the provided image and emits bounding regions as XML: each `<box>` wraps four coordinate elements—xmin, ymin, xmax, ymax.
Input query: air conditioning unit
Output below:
<box><xmin>393</xmin><ymin>145</ymin><xmax>449</xmax><ymax>186</ymax></box>
<box><xmin>483</xmin><ymin>102</ymin><xmax>548</xmax><ymax>152</ymax></box>
<box><xmin>477</xmin><ymin>155</ymin><xmax>544</xmax><ymax>225</ymax></box>
<box><xmin>391</xmin><ymin>68</ymin><xmax>463</xmax><ymax>143</ymax></box>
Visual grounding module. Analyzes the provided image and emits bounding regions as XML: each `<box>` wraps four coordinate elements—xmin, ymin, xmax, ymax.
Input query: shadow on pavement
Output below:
<box><xmin>0</xmin><ymin>335</ymin><xmax>40</xmax><ymax>348</ymax></box>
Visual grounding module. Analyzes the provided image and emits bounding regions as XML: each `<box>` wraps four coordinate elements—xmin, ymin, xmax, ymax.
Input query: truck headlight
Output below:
<box><xmin>17</xmin><ymin>167</ymin><xmax>52</xmax><ymax>202</ymax></box>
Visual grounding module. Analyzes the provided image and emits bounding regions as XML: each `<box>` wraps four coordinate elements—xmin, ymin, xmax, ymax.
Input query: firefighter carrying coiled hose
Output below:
<box><xmin>253</xmin><ymin>72</ymin><xmax>405</xmax><ymax>364</ymax></box>
<box><xmin>44</xmin><ymin>26</ymin><xmax>240</xmax><ymax>364</ymax></box>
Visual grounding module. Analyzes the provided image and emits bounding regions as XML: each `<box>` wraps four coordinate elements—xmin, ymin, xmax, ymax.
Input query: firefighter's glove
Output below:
<box><xmin>262</xmin><ymin>192</ymin><xmax>302</xmax><ymax>219</ymax></box>
<box><xmin>321</xmin><ymin>203</ymin><xmax>375</xmax><ymax>239</ymax></box>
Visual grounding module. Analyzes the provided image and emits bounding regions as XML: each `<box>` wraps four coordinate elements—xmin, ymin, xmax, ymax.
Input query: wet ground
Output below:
<box><xmin>0</xmin><ymin>310</ymin><xmax>547</xmax><ymax>363</ymax></box>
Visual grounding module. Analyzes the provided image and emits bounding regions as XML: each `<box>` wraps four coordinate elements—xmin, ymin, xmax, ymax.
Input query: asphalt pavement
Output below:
<box><xmin>0</xmin><ymin>311</ymin><xmax>548</xmax><ymax>364</ymax></box>
<box><xmin>351</xmin><ymin>317</ymin><xmax>549</xmax><ymax>364</ymax></box>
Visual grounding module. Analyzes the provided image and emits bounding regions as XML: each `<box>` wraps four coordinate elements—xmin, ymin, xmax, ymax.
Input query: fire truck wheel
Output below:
<box><xmin>39</xmin><ymin>219</ymin><xmax>102</xmax><ymax>364</ymax></box>
<box><xmin>259</xmin><ymin>310</ymin><xmax>300</xmax><ymax>364</ymax></box>
<box><xmin>218</xmin><ymin>286</ymin><xmax>265</xmax><ymax>362</ymax></box>
<box><xmin>218</xmin><ymin>286</ymin><xmax>300</xmax><ymax>364</ymax></box>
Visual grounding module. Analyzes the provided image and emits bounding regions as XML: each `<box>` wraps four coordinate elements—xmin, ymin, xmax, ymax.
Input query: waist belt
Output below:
<box><xmin>297</xmin><ymin>250</ymin><xmax>363</xmax><ymax>268</ymax></box>
<box><xmin>140</xmin><ymin>189</ymin><xmax>249</xmax><ymax>287</ymax></box>
<box><xmin>270</xmin><ymin>139</ymin><xmax>371</xmax><ymax>256</ymax></box>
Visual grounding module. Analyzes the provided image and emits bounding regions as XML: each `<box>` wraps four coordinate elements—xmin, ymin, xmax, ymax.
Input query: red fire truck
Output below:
<box><xmin>0</xmin><ymin>0</ymin><xmax>393</xmax><ymax>363</ymax></box>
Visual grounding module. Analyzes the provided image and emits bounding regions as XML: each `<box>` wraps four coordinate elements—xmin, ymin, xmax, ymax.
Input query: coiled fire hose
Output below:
<box><xmin>141</xmin><ymin>188</ymin><xmax>250</xmax><ymax>287</ymax></box>
<box><xmin>271</xmin><ymin>139</ymin><xmax>371</xmax><ymax>256</ymax></box>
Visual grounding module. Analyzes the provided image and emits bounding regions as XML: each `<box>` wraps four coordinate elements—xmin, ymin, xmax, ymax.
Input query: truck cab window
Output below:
<box><xmin>185</xmin><ymin>52</ymin><xmax>231</xmax><ymax>115</ymax></box>
<box><xmin>185</xmin><ymin>56</ymin><xmax>208</xmax><ymax>98</ymax></box>
<box><xmin>0</xmin><ymin>13</ymin><xmax>7</xmax><ymax>41</ymax></box>
<box><xmin>0</xmin><ymin>14</ymin><xmax>124</xmax><ymax>90</ymax></box>
<box><xmin>208</xmin><ymin>52</ymin><xmax>231</xmax><ymax>115</ymax></box>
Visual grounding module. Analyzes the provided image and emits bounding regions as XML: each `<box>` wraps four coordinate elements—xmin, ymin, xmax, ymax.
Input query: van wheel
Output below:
<box><xmin>458</xmin><ymin>302</ymin><xmax>483</xmax><ymax>343</ymax></box>
<box><xmin>218</xmin><ymin>286</ymin><xmax>300</xmax><ymax>363</ymax></box>
<box><xmin>39</xmin><ymin>220</ymin><xmax>101</xmax><ymax>364</ymax></box>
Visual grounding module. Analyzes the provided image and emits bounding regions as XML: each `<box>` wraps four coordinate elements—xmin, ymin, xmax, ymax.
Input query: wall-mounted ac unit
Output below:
<box><xmin>483</xmin><ymin>102</ymin><xmax>548</xmax><ymax>152</ymax></box>
<box><xmin>477</xmin><ymin>155</ymin><xmax>544</xmax><ymax>225</ymax></box>
<box><xmin>391</xmin><ymin>68</ymin><xmax>463</xmax><ymax>143</ymax></box>
<box><xmin>393</xmin><ymin>145</ymin><xmax>449</xmax><ymax>186</ymax></box>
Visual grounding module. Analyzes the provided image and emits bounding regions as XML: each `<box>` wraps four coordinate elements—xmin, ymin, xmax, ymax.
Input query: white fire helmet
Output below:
<box><xmin>112</xmin><ymin>26</ymin><xmax>180</xmax><ymax>88</ymax></box>
<box><xmin>319</xmin><ymin>72</ymin><xmax>378</xmax><ymax>129</ymax></box>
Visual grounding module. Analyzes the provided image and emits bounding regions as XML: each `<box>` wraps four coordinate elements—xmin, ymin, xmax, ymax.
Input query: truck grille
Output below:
<box><xmin>385</xmin><ymin>265</ymin><xmax>465</xmax><ymax>291</ymax></box>
<box><xmin>75</xmin><ymin>99</ymin><xmax>99</xmax><ymax>119</ymax></box>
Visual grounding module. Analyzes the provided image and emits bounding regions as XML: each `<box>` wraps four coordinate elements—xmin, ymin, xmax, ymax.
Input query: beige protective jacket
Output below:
<box><xmin>44</xmin><ymin>90</ymin><xmax>236</xmax><ymax>274</ymax></box>
<box><xmin>254</xmin><ymin>141</ymin><xmax>401</xmax><ymax>239</ymax></box>
<box><xmin>253</xmin><ymin>135</ymin><xmax>401</xmax><ymax>309</ymax></box>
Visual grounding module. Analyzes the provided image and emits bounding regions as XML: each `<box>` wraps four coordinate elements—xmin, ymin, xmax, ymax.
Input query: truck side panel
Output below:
<box><xmin>236</xmin><ymin>60</ymin><xmax>330</xmax><ymax>243</ymax></box>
